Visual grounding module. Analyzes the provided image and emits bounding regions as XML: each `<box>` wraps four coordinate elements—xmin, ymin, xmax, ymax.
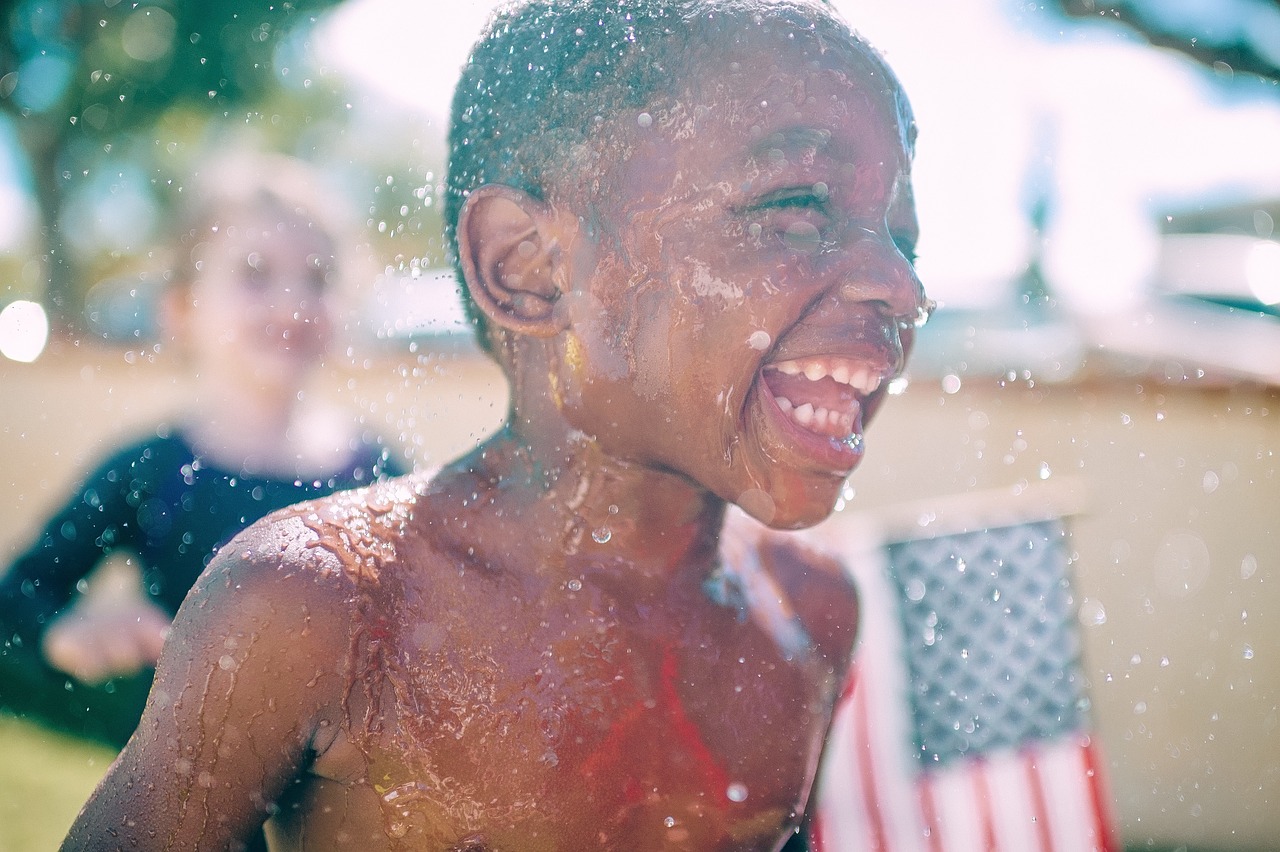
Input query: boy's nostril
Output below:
<box><xmin>896</xmin><ymin>298</ymin><xmax>936</xmax><ymax>331</ymax></box>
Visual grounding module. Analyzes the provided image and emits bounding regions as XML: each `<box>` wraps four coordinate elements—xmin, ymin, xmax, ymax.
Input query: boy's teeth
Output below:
<box><xmin>774</xmin><ymin>396</ymin><xmax>857</xmax><ymax>440</ymax></box>
<box><xmin>769</xmin><ymin>357</ymin><xmax>884</xmax><ymax>395</ymax></box>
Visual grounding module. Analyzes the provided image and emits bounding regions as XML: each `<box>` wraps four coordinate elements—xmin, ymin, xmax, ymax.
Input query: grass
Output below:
<box><xmin>0</xmin><ymin>713</ymin><xmax>114</xmax><ymax>852</ymax></box>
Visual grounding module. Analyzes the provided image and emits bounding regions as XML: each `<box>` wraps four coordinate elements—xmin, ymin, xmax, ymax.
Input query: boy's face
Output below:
<box><xmin>552</xmin><ymin>29</ymin><xmax>925</xmax><ymax>529</ymax></box>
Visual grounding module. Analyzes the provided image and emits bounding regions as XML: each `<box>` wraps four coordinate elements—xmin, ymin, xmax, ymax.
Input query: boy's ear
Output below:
<box><xmin>457</xmin><ymin>184</ymin><xmax>568</xmax><ymax>337</ymax></box>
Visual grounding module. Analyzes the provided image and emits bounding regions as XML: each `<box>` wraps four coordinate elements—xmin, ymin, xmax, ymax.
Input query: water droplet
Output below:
<box><xmin>663</xmin><ymin>816</ymin><xmax>676</xmax><ymax>828</ymax></box>
<box><xmin>1038</xmin><ymin>462</ymin><xmax>1052</xmax><ymax>480</ymax></box>
<box><xmin>1243</xmin><ymin>644</ymin><xmax>1254</xmax><ymax>660</ymax></box>
<box><xmin>637</xmin><ymin>112</ymin><xmax>653</xmax><ymax>128</ymax></box>
<box><xmin>591</xmin><ymin>527</ymin><xmax>612</xmax><ymax>544</ymax></box>
<box><xmin>567</xmin><ymin>578</ymin><xmax>582</xmax><ymax>592</ymax></box>
<box><xmin>941</xmin><ymin>373</ymin><xmax>962</xmax><ymax>394</ymax></box>
<box><xmin>218</xmin><ymin>655</ymin><xmax>237</xmax><ymax>671</ymax></box>
<box><xmin>1078</xmin><ymin>599</ymin><xmax>1107</xmax><ymax>627</ymax></box>
<box><xmin>1134</xmin><ymin>701</ymin><xmax>1148</xmax><ymax>714</ymax></box>
<box><xmin>904</xmin><ymin>578</ymin><xmax>926</xmax><ymax>602</ymax></box>
<box><xmin>782</xmin><ymin>221</ymin><xmax>821</xmax><ymax>254</ymax></box>
<box><xmin>726</xmin><ymin>782</ymin><xmax>749</xmax><ymax>802</ymax></box>
<box><xmin>747</xmin><ymin>330</ymin><xmax>771</xmax><ymax>350</ymax></box>
<box><xmin>1241</xmin><ymin>553</ymin><xmax>1258</xmax><ymax>580</ymax></box>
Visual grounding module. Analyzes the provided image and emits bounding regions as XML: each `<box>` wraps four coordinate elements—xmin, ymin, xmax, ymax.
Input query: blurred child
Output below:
<box><xmin>65</xmin><ymin>1</ymin><xmax>928</xmax><ymax>848</ymax></box>
<box><xmin>0</xmin><ymin>151</ymin><xmax>398</xmax><ymax>747</ymax></box>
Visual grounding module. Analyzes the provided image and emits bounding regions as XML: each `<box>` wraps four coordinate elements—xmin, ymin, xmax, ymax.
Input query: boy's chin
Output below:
<box><xmin>734</xmin><ymin>482</ymin><xmax>843</xmax><ymax>531</ymax></box>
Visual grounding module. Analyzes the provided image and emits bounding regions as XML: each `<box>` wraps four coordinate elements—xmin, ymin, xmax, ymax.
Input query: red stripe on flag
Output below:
<box><xmin>1023</xmin><ymin>747</ymin><xmax>1056</xmax><ymax>852</ymax></box>
<box><xmin>918</xmin><ymin>776</ymin><xmax>944</xmax><ymax>852</ymax></box>
<box><xmin>1081</xmin><ymin>737</ymin><xmax>1118</xmax><ymax>852</ymax></box>
<box><xmin>809</xmin><ymin>810</ymin><xmax>828</xmax><ymax>852</ymax></box>
<box><xmin>854</xmin><ymin>674</ymin><xmax>891</xmax><ymax>851</ymax></box>
<box><xmin>970</xmin><ymin>758</ymin><xmax>999</xmax><ymax>852</ymax></box>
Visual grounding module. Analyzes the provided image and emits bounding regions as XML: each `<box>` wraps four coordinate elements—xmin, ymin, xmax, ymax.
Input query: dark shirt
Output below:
<box><xmin>0</xmin><ymin>428</ymin><xmax>400</xmax><ymax>646</ymax></box>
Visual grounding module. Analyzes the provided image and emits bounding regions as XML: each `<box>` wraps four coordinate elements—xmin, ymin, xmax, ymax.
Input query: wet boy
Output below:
<box><xmin>65</xmin><ymin>1</ymin><xmax>927</xmax><ymax>849</ymax></box>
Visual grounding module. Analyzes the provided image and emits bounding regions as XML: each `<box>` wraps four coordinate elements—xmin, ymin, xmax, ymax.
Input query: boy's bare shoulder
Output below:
<box><xmin>215</xmin><ymin>472</ymin><xmax>434</xmax><ymax>589</ymax></box>
<box><xmin>725</xmin><ymin>511</ymin><xmax>859</xmax><ymax>671</ymax></box>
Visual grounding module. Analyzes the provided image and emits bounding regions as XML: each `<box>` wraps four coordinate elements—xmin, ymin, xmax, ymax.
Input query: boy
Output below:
<box><xmin>65</xmin><ymin>1</ymin><xmax>927</xmax><ymax>849</ymax></box>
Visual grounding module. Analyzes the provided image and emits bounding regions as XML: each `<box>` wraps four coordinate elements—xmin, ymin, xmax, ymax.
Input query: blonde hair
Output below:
<box><xmin>172</xmin><ymin>149</ymin><xmax>352</xmax><ymax>291</ymax></box>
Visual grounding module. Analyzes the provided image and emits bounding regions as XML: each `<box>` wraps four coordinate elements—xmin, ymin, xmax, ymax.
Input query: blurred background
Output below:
<box><xmin>0</xmin><ymin>0</ymin><xmax>1276</xmax><ymax>849</ymax></box>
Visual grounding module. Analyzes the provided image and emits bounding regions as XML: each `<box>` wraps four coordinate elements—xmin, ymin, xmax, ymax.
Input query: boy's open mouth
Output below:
<box><xmin>760</xmin><ymin>356</ymin><xmax>885</xmax><ymax>446</ymax></box>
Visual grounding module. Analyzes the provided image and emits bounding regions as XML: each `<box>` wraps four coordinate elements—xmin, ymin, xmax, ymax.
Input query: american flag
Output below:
<box><xmin>810</xmin><ymin>517</ymin><xmax>1118</xmax><ymax>852</ymax></box>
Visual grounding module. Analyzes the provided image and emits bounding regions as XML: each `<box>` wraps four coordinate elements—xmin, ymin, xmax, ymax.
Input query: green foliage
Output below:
<box><xmin>0</xmin><ymin>0</ymin><xmax>347</xmax><ymax>321</ymax></box>
<box><xmin>3</xmin><ymin>0</ymin><xmax>342</xmax><ymax>133</ymax></box>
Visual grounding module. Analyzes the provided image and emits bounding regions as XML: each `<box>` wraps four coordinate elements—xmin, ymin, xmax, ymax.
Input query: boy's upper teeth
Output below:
<box><xmin>772</xmin><ymin>357</ymin><xmax>883</xmax><ymax>395</ymax></box>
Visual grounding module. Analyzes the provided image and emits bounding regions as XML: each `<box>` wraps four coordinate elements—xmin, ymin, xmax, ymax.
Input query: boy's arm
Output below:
<box><xmin>62</xmin><ymin>516</ymin><xmax>352</xmax><ymax>850</ymax></box>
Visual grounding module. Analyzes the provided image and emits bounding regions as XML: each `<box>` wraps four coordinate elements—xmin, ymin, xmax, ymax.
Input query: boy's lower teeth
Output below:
<box><xmin>776</xmin><ymin>396</ymin><xmax>855</xmax><ymax>440</ymax></box>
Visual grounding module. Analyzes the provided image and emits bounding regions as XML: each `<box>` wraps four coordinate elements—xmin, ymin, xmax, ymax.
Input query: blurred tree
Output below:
<box><xmin>1048</xmin><ymin>0</ymin><xmax>1280</xmax><ymax>86</ymax></box>
<box><xmin>0</xmin><ymin>0</ymin><xmax>345</xmax><ymax>327</ymax></box>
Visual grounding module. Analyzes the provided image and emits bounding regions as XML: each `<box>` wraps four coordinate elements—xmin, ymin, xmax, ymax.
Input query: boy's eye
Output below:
<box><xmin>753</xmin><ymin>184</ymin><xmax>830</xmax><ymax>212</ymax></box>
<box><xmin>742</xmin><ymin>187</ymin><xmax>833</xmax><ymax>255</ymax></box>
<box><xmin>892</xmin><ymin>234</ymin><xmax>918</xmax><ymax>264</ymax></box>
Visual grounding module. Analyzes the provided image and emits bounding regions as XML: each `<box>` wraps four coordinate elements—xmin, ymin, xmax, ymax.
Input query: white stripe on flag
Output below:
<box><xmin>984</xmin><ymin>747</ymin><xmax>1057</xmax><ymax>851</ymax></box>
<box><xmin>1037</xmin><ymin>738</ymin><xmax>1111</xmax><ymax>852</ymax></box>
<box><xmin>921</xmin><ymin>760</ymin><xmax>989</xmax><ymax>852</ymax></box>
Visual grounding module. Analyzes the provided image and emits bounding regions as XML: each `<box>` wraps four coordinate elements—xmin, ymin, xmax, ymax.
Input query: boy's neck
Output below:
<box><xmin>446</xmin><ymin>423</ymin><xmax>728</xmax><ymax>588</ymax></box>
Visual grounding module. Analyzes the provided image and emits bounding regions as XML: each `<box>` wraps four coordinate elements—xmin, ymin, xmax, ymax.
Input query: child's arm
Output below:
<box><xmin>62</xmin><ymin>516</ymin><xmax>352</xmax><ymax>850</ymax></box>
<box><xmin>0</xmin><ymin>441</ymin><xmax>157</xmax><ymax>649</ymax></box>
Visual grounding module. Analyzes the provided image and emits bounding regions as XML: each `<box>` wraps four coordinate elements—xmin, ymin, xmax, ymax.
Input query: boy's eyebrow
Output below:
<box><xmin>749</xmin><ymin>126</ymin><xmax>834</xmax><ymax>158</ymax></box>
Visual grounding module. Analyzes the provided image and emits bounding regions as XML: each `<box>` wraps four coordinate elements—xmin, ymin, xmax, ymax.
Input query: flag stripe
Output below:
<box><xmin>971</xmin><ymin>760</ymin><xmax>997</xmax><ymax>852</ymax></box>
<box><xmin>1082</xmin><ymin>738</ymin><xmax>1118</xmax><ymax>852</ymax></box>
<box><xmin>854</xmin><ymin>677</ymin><xmax>891</xmax><ymax>850</ymax></box>
<box><xmin>917</xmin><ymin>776</ymin><xmax>944</xmax><ymax>852</ymax></box>
<box><xmin>1023</xmin><ymin>746</ymin><xmax>1057</xmax><ymax>852</ymax></box>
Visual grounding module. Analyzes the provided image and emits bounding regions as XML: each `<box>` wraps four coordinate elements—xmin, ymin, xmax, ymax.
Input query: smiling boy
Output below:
<box><xmin>64</xmin><ymin>1</ymin><xmax>927</xmax><ymax>850</ymax></box>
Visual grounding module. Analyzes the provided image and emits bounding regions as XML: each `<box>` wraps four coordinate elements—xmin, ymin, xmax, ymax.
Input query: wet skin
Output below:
<box><xmin>63</xmin><ymin>28</ymin><xmax>923</xmax><ymax>852</ymax></box>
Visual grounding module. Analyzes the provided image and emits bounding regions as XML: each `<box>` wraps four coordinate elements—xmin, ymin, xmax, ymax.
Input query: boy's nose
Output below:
<box><xmin>829</xmin><ymin>229</ymin><xmax>926</xmax><ymax>321</ymax></box>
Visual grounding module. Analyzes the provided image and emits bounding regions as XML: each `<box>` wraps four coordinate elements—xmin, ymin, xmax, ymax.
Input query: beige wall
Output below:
<box><xmin>2</xmin><ymin>341</ymin><xmax>1275</xmax><ymax>850</ymax></box>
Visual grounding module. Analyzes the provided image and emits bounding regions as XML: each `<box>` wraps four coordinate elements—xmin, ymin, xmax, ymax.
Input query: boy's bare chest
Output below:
<box><xmin>312</xmin><ymin>581</ymin><xmax>838</xmax><ymax>850</ymax></box>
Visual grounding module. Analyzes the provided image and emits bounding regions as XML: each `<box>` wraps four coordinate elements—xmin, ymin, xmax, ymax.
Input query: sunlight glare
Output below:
<box><xmin>0</xmin><ymin>300</ymin><xmax>50</xmax><ymax>363</ymax></box>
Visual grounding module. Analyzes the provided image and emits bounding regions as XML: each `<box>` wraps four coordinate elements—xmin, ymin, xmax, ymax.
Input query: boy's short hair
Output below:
<box><xmin>444</xmin><ymin>0</ymin><xmax>861</xmax><ymax>352</ymax></box>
